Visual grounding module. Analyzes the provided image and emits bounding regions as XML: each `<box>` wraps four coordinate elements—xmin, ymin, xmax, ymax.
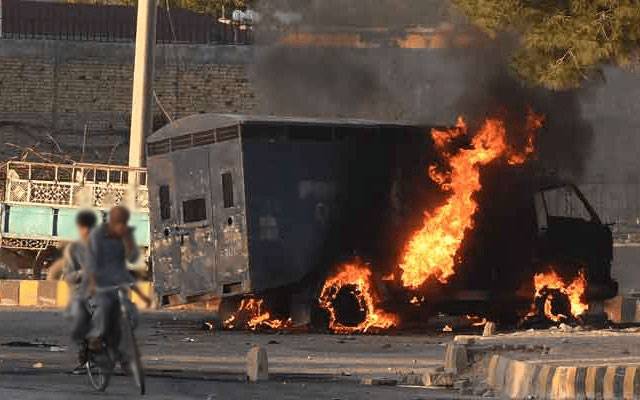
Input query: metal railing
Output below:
<box><xmin>4</xmin><ymin>161</ymin><xmax>149</xmax><ymax>212</ymax></box>
<box><xmin>0</xmin><ymin>0</ymin><xmax>253</xmax><ymax>45</ymax></box>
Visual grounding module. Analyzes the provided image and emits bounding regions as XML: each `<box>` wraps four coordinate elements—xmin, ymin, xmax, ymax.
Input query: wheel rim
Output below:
<box><xmin>86</xmin><ymin>358</ymin><xmax>112</xmax><ymax>391</ymax></box>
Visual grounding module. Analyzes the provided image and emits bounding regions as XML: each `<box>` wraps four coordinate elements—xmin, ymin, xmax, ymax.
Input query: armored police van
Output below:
<box><xmin>146</xmin><ymin>113</ymin><xmax>427</xmax><ymax>306</ymax></box>
<box><xmin>147</xmin><ymin>113</ymin><xmax>616</xmax><ymax>323</ymax></box>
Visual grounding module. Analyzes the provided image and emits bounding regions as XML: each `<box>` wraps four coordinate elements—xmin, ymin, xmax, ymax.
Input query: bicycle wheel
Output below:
<box><xmin>121</xmin><ymin>313</ymin><xmax>145</xmax><ymax>395</ymax></box>
<box><xmin>86</xmin><ymin>353</ymin><xmax>113</xmax><ymax>392</ymax></box>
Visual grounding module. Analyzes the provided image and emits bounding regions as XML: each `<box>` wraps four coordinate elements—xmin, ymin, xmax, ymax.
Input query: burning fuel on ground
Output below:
<box><xmin>223</xmin><ymin>298</ymin><xmax>292</xmax><ymax>331</ymax></box>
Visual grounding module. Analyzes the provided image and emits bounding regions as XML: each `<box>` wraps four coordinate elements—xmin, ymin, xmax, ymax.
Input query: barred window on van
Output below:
<box><xmin>222</xmin><ymin>172</ymin><xmax>234</xmax><ymax>208</ymax></box>
<box><xmin>159</xmin><ymin>185</ymin><xmax>171</xmax><ymax>220</ymax></box>
<box><xmin>183</xmin><ymin>198</ymin><xmax>207</xmax><ymax>223</ymax></box>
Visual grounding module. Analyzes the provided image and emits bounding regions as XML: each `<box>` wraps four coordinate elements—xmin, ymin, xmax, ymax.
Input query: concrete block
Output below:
<box><xmin>483</xmin><ymin>322</ymin><xmax>496</xmax><ymax>337</ymax></box>
<box><xmin>56</xmin><ymin>281</ymin><xmax>70</xmax><ymax>308</ymax></box>
<box><xmin>246</xmin><ymin>346</ymin><xmax>268</xmax><ymax>382</ymax></box>
<box><xmin>0</xmin><ymin>280</ymin><xmax>20</xmax><ymax>306</ymax></box>
<box><xmin>19</xmin><ymin>280</ymin><xmax>39</xmax><ymax>306</ymax></box>
<box><xmin>605</xmin><ymin>295</ymin><xmax>640</xmax><ymax>323</ymax></box>
<box><xmin>453</xmin><ymin>335</ymin><xmax>478</xmax><ymax>345</ymax></box>
<box><xmin>131</xmin><ymin>282</ymin><xmax>153</xmax><ymax>309</ymax></box>
<box><xmin>423</xmin><ymin>369</ymin><xmax>455</xmax><ymax>387</ymax></box>
<box><xmin>444</xmin><ymin>343</ymin><xmax>468</xmax><ymax>373</ymax></box>
<box><xmin>37</xmin><ymin>281</ymin><xmax>57</xmax><ymax>307</ymax></box>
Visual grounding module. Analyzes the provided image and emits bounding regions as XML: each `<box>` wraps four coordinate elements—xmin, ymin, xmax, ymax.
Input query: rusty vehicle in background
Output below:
<box><xmin>0</xmin><ymin>161</ymin><xmax>150</xmax><ymax>279</ymax></box>
<box><xmin>146</xmin><ymin>113</ymin><xmax>617</xmax><ymax>326</ymax></box>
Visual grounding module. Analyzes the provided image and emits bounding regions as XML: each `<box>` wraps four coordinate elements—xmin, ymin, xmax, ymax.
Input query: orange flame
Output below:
<box><xmin>532</xmin><ymin>269</ymin><xmax>588</xmax><ymax>321</ymax></box>
<box><xmin>399</xmin><ymin>114</ymin><xmax>543</xmax><ymax>289</ymax></box>
<box><xmin>223</xmin><ymin>298</ymin><xmax>292</xmax><ymax>331</ymax></box>
<box><xmin>507</xmin><ymin>111</ymin><xmax>544</xmax><ymax>165</ymax></box>
<box><xmin>319</xmin><ymin>262</ymin><xmax>398</xmax><ymax>334</ymax></box>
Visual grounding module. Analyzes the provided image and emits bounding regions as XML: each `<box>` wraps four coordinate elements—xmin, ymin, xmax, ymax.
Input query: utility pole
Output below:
<box><xmin>129</xmin><ymin>0</ymin><xmax>158</xmax><ymax>168</ymax></box>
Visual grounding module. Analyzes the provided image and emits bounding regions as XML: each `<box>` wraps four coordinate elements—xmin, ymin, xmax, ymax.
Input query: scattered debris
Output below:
<box><xmin>203</xmin><ymin>321</ymin><xmax>215</xmax><ymax>331</ymax></box>
<box><xmin>423</xmin><ymin>368</ymin><xmax>454</xmax><ymax>387</ymax></box>
<box><xmin>559</xmin><ymin>323</ymin><xmax>572</xmax><ymax>332</ymax></box>
<box><xmin>32</xmin><ymin>362</ymin><xmax>44</xmax><ymax>369</ymax></box>
<box><xmin>454</xmin><ymin>378</ymin><xmax>471</xmax><ymax>390</ymax></box>
<box><xmin>472</xmin><ymin>382</ymin><xmax>491</xmax><ymax>396</ymax></box>
<box><xmin>442</xmin><ymin>325</ymin><xmax>453</xmax><ymax>332</ymax></box>
<box><xmin>267</xmin><ymin>340</ymin><xmax>279</xmax><ymax>345</ymax></box>
<box><xmin>399</xmin><ymin>372</ymin><xmax>423</xmax><ymax>386</ymax></box>
<box><xmin>361</xmin><ymin>377</ymin><xmax>398</xmax><ymax>386</ymax></box>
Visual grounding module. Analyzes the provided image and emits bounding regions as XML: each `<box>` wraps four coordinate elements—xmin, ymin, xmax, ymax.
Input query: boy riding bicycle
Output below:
<box><xmin>50</xmin><ymin>210</ymin><xmax>98</xmax><ymax>373</ymax></box>
<box><xmin>84</xmin><ymin>206</ymin><xmax>151</xmax><ymax>359</ymax></box>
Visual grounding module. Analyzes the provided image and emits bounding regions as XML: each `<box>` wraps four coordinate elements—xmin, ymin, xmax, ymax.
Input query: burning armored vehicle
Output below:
<box><xmin>147</xmin><ymin>113</ymin><xmax>617</xmax><ymax>330</ymax></box>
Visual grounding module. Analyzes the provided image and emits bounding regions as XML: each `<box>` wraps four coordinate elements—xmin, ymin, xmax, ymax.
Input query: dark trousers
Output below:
<box><xmin>88</xmin><ymin>292</ymin><xmax>122</xmax><ymax>353</ymax></box>
<box><xmin>70</xmin><ymin>297</ymin><xmax>91</xmax><ymax>345</ymax></box>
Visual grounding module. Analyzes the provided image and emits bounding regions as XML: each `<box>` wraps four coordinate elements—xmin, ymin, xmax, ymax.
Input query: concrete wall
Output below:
<box><xmin>0</xmin><ymin>279</ymin><xmax>153</xmax><ymax>308</ymax></box>
<box><xmin>0</xmin><ymin>39</ymin><xmax>256</xmax><ymax>163</ymax></box>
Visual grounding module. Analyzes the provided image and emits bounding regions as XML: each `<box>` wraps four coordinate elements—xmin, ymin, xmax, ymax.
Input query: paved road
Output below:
<box><xmin>0</xmin><ymin>309</ymin><xmax>471</xmax><ymax>399</ymax></box>
<box><xmin>0</xmin><ymin>373</ymin><xmax>463</xmax><ymax>400</ymax></box>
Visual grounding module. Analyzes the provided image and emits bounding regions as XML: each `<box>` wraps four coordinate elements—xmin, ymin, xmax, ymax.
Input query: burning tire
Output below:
<box><xmin>318</xmin><ymin>262</ymin><xmax>398</xmax><ymax>334</ymax></box>
<box><xmin>520</xmin><ymin>268</ymin><xmax>589</xmax><ymax>328</ymax></box>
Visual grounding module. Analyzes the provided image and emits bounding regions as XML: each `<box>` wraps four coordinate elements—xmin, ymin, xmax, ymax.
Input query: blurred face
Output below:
<box><xmin>109</xmin><ymin>220</ymin><xmax>129</xmax><ymax>238</ymax></box>
<box><xmin>108</xmin><ymin>206</ymin><xmax>130</xmax><ymax>238</ymax></box>
<box><xmin>77</xmin><ymin>225</ymin><xmax>91</xmax><ymax>241</ymax></box>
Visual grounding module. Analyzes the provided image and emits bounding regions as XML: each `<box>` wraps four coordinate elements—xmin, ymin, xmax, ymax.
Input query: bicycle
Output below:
<box><xmin>85</xmin><ymin>283</ymin><xmax>146</xmax><ymax>395</ymax></box>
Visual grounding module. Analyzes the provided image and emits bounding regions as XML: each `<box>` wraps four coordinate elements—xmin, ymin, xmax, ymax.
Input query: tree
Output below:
<box><xmin>452</xmin><ymin>0</ymin><xmax>640</xmax><ymax>90</ymax></box>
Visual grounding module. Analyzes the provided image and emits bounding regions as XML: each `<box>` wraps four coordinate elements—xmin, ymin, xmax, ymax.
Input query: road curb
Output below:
<box><xmin>486</xmin><ymin>353</ymin><xmax>640</xmax><ymax>399</ymax></box>
<box><xmin>0</xmin><ymin>280</ymin><xmax>152</xmax><ymax>309</ymax></box>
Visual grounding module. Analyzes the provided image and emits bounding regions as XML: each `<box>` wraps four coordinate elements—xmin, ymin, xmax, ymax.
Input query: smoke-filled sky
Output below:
<box><xmin>248</xmin><ymin>0</ymin><xmax>640</xmax><ymax>183</ymax></box>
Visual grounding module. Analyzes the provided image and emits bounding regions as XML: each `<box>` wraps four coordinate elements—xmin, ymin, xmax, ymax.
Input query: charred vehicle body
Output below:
<box><xmin>417</xmin><ymin>166</ymin><xmax>618</xmax><ymax>324</ymax></box>
<box><xmin>147</xmin><ymin>113</ymin><xmax>616</xmax><ymax>324</ymax></box>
